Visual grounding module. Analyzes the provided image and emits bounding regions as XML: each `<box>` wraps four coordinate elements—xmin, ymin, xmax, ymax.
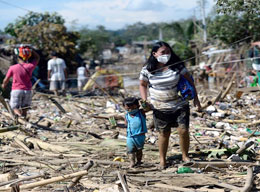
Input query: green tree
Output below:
<box><xmin>5</xmin><ymin>12</ymin><xmax>79</xmax><ymax>73</ymax></box>
<box><xmin>122</xmin><ymin>22</ymin><xmax>160</xmax><ymax>42</ymax></box>
<box><xmin>78</xmin><ymin>25</ymin><xmax>110</xmax><ymax>58</ymax></box>
<box><xmin>215</xmin><ymin>0</ymin><xmax>260</xmax><ymax>41</ymax></box>
<box><xmin>208</xmin><ymin>15</ymin><xmax>249</xmax><ymax>45</ymax></box>
<box><xmin>163</xmin><ymin>20</ymin><xmax>196</xmax><ymax>62</ymax></box>
<box><xmin>216</xmin><ymin>0</ymin><xmax>260</xmax><ymax>15</ymax></box>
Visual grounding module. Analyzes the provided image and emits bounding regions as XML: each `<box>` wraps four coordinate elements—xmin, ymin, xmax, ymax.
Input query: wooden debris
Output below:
<box><xmin>0</xmin><ymin>166</ymin><xmax>93</xmax><ymax>191</ymax></box>
<box><xmin>117</xmin><ymin>171</ymin><xmax>130</xmax><ymax>192</ymax></box>
<box><xmin>241</xmin><ymin>167</ymin><xmax>254</xmax><ymax>192</ymax></box>
<box><xmin>0</xmin><ymin>126</ymin><xmax>19</xmax><ymax>133</ymax></box>
<box><xmin>0</xmin><ymin>68</ymin><xmax>260</xmax><ymax>192</ymax></box>
<box><xmin>67</xmin><ymin>160</ymin><xmax>94</xmax><ymax>189</ymax></box>
<box><xmin>49</xmin><ymin>97</ymin><xmax>66</xmax><ymax>114</ymax></box>
<box><xmin>0</xmin><ymin>131</ymin><xmax>69</xmax><ymax>153</ymax></box>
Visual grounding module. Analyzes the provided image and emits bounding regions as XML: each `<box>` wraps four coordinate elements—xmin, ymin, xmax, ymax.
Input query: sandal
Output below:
<box><xmin>157</xmin><ymin>164</ymin><xmax>168</xmax><ymax>170</ymax></box>
<box><xmin>182</xmin><ymin>159</ymin><xmax>195</xmax><ymax>166</ymax></box>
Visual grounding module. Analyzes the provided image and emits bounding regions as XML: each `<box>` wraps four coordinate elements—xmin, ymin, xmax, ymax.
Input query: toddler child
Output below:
<box><xmin>123</xmin><ymin>97</ymin><xmax>147</xmax><ymax>168</ymax></box>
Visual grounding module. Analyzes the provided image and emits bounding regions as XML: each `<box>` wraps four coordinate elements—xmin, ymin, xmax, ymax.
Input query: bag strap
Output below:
<box><xmin>19</xmin><ymin>64</ymin><xmax>31</xmax><ymax>77</ymax></box>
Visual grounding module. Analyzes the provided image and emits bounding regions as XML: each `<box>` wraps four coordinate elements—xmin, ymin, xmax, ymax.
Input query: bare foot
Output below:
<box><xmin>157</xmin><ymin>164</ymin><xmax>167</xmax><ymax>170</ymax></box>
<box><xmin>182</xmin><ymin>156</ymin><xmax>191</xmax><ymax>162</ymax></box>
<box><xmin>129</xmin><ymin>161</ymin><xmax>135</xmax><ymax>168</ymax></box>
<box><xmin>135</xmin><ymin>161</ymin><xmax>142</xmax><ymax>167</ymax></box>
<box><xmin>129</xmin><ymin>154</ymin><xmax>135</xmax><ymax>168</ymax></box>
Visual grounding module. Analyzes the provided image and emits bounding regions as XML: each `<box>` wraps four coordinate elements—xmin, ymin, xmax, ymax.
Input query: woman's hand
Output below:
<box><xmin>140</xmin><ymin>100</ymin><xmax>152</xmax><ymax>112</ymax></box>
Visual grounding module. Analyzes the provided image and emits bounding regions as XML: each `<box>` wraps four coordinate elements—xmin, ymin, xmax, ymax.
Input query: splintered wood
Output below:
<box><xmin>0</xmin><ymin>89</ymin><xmax>259</xmax><ymax>192</ymax></box>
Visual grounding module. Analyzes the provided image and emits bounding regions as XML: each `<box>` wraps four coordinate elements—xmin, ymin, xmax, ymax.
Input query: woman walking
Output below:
<box><xmin>139</xmin><ymin>41</ymin><xmax>201</xmax><ymax>168</ymax></box>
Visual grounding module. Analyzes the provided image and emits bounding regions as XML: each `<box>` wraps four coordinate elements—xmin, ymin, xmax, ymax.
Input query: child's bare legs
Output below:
<box><xmin>129</xmin><ymin>153</ymin><xmax>135</xmax><ymax>168</ymax></box>
<box><xmin>136</xmin><ymin>149</ymin><xmax>143</xmax><ymax>165</ymax></box>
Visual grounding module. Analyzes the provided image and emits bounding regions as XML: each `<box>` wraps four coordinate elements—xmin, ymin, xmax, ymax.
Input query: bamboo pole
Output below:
<box><xmin>0</xmin><ymin>131</ymin><xmax>68</xmax><ymax>153</ymax></box>
<box><xmin>188</xmin><ymin>161</ymin><xmax>257</xmax><ymax>168</ymax></box>
<box><xmin>2</xmin><ymin>112</ymin><xmax>34</xmax><ymax>128</ymax></box>
<box><xmin>49</xmin><ymin>97</ymin><xmax>66</xmax><ymax>114</ymax></box>
<box><xmin>0</xmin><ymin>166</ymin><xmax>92</xmax><ymax>191</ymax></box>
<box><xmin>67</xmin><ymin>160</ymin><xmax>94</xmax><ymax>189</ymax></box>
<box><xmin>0</xmin><ymin>126</ymin><xmax>19</xmax><ymax>133</ymax></box>
<box><xmin>0</xmin><ymin>158</ymin><xmax>59</xmax><ymax>169</ymax></box>
<box><xmin>0</xmin><ymin>93</ymin><xmax>7</xmax><ymax>110</ymax></box>
<box><xmin>241</xmin><ymin>167</ymin><xmax>254</xmax><ymax>192</ymax></box>
<box><xmin>117</xmin><ymin>171</ymin><xmax>130</xmax><ymax>192</ymax></box>
<box><xmin>153</xmin><ymin>183</ymin><xmax>197</xmax><ymax>192</ymax></box>
<box><xmin>221</xmin><ymin>73</ymin><xmax>236</xmax><ymax>100</ymax></box>
<box><xmin>236</xmin><ymin>141</ymin><xmax>254</xmax><ymax>155</ymax></box>
<box><xmin>88</xmin><ymin>77</ymin><xmax>119</xmax><ymax>104</ymax></box>
<box><xmin>31</xmin><ymin>79</ymin><xmax>41</xmax><ymax>90</ymax></box>
<box><xmin>201</xmin><ymin>90</ymin><xmax>222</xmax><ymax>109</ymax></box>
<box><xmin>13</xmin><ymin>137</ymin><xmax>36</xmax><ymax>156</ymax></box>
<box><xmin>222</xmin><ymin>119</ymin><xmax>249</xmax><ymax>124</ymax></box>
<box><xmin>4</xmin><ymin>99</ymin><xmax>15</xmax><ymax>121</ymax></box>
<box><xmin>0</xmin><ymin>173</ymin><xmax>45</xmax><ymax>187</ymax></box>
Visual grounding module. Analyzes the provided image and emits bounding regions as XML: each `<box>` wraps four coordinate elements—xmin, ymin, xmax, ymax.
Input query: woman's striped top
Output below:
<box><xmin>139</xmin><ymin>64</ymin><xmax>188</xmax><ymax>111</ymax></box>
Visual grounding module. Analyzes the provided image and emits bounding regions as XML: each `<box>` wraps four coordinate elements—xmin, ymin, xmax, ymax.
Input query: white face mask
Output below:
<box><xmin>156</xmin><ymin>54</ymin><xmax>171</xmax><ymax>64</ymax></box>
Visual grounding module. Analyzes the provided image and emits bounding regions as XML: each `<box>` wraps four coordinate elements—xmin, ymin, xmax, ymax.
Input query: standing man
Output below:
<box><xmin>1</xmin><ymin>46</ymin><xmax>40</xmax><ymax>118</ymax></box>
<box><xmin>47</xmin><ymin>51</ymin><xmax>67</xmax><ymax>96</ymax></box>
<box><xmin>77</xmin><ymin>63</ymin><xmax>89</xmax><ymax>92</ymax></box>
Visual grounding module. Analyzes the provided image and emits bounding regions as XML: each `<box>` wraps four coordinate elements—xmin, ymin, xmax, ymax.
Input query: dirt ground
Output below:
<box><xmin>0</xmin><ymin>54</ymin><xmax>260</xmax><ymax>191</ymax></box>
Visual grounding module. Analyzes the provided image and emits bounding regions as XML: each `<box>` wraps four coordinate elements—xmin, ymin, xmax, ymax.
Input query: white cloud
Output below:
<box><xmin>0</xmin><ymin>0</ymin><xmax>215</xmax><ymax>30</ymax></box>
<box><xmin>58</xmin><ymin>0</ymin><xmax>215</xmax><ymax>30</ymax></box>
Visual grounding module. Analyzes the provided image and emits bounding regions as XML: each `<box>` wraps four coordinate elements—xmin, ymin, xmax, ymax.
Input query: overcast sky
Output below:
<box><xmin>0</xmin><ymin>0</ymin><xmax>215</xmax><ymax>31</ymax></box>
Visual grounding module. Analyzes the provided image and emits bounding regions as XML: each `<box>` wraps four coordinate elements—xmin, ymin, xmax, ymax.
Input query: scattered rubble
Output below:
<box><xmin>0</xmin><ymin>55</ymin><xmax>260</xmax><ymax>191</ymax></box>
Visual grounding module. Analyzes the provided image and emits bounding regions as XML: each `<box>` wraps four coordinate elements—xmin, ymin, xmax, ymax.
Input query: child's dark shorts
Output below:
<box><xmin>153</xmin><ymin>105</ymin><xmax>190</xmax><ymax>133</ymax></box>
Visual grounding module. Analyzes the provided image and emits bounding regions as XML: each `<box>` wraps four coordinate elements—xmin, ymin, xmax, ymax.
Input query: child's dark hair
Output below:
<box><xmin>123</xmin><ymin>97</ymin><xmax>139</xmax><ymax>107</ymax></box>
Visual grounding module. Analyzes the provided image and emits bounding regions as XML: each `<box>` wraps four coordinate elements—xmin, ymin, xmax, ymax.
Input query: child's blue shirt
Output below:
<box><xmin>125</xmin><ymin>110</ymin><xmax>147</xmax><ymax>137</ymax></box>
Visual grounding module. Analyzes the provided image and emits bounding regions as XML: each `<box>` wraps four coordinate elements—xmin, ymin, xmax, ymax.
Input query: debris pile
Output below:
<box><xmin>0</xmin><ymin>61</ymin><xmax>260</xmax><ymax>191</ymax></box>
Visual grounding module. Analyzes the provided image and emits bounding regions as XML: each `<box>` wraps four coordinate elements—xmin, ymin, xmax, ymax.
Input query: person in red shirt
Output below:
<box><xmin>1</xmin><ymin>46</ymin><xmax>40</xmax><ymax>117</ymax></box>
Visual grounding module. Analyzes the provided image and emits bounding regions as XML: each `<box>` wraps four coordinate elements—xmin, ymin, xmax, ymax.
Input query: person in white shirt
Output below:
<box><xmin>47</xmin><ymin>51</ymin><xmax>67</xmax><ymax>96</ymax></box>
<box><xmin>77</xmin><ymin>63</ymin><xmax>89</xmax><ymax>92</ymax></box>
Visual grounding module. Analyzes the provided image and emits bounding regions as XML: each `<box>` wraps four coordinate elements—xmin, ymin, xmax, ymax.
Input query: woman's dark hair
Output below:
<box><xmin>123</xmin><ymin>97</ymin><xmax>139</xmax><ymax>107</ymax></box>
<box><xmin>146</xmin><ymin>41</ymin><xmax>184</xmax><ymax>73</ymax></box>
